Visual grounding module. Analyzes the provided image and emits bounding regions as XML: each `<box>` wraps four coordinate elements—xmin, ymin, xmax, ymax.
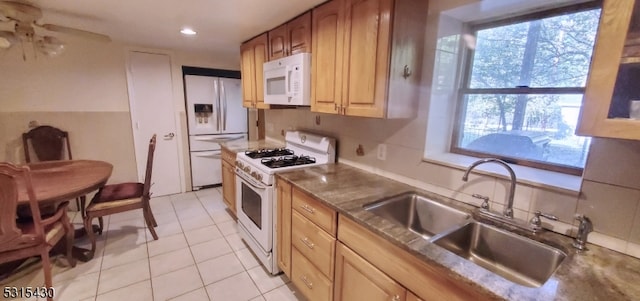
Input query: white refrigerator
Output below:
<box><xmin>185</xmin><ymin>75</ymin><xmax>247</xmax><ymax>190</ymax></box>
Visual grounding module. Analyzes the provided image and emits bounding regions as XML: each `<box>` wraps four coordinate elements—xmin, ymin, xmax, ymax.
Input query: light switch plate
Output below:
<box><xmin>377</xmin><ymin>144</ymin><xmax>387</xmax><ymax>160</ymax></box>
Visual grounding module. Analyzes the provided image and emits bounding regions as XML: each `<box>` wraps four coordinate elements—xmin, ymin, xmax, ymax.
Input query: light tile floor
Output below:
<box><xmin>1</xmin><ymin>188</ymin><xmax>306</xmax><ymax>301</ymax></box>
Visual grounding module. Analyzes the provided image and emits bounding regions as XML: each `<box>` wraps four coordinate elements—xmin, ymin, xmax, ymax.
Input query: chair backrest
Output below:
<box><xmin>142</xmin><ymin>135</ymin><xmax>157</xmax><ymax>204</ymax></box>
<box><xmin>0</xmin><ymin>163</ymin><xmax>44</xmax><ymax>253</ymax></box>
<box><xmin>22</xmin><ymin>125</ymin><xmax>72</xmax><ymax>163</ymax></box>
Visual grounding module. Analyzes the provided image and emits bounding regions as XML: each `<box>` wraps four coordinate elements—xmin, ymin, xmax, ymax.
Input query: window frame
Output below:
<box><xmin>450</xmin><ymin>1</ymin><xmax>602</xmax><ymax>176</ymax></box>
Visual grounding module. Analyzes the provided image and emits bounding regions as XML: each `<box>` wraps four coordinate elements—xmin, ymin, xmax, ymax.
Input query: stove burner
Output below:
<box><xmin>261</xmin><ymin>155</ymin><xmax>316</xmax><ymax>168</ymax></box>
<box><xmin>245</xmin><ymin>148</ymin><xmax>294</xmax><ymax>159</ymax></box>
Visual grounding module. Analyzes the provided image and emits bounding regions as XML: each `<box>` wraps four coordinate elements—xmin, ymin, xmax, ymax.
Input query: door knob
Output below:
<box><xmin>164</xmin><ymin>133</ymin><xmax>175</xmax><ymax>139</ymax></box>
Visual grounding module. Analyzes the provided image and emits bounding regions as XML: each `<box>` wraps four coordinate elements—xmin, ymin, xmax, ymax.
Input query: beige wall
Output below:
<box><xmin>264</xmin><ymin>0</ymin><xmax>640</xmax><ymax>258</ymax></box>
<box><xmin>0</xmin><ymin>36</ymin><xmax>239</xmax><ymax>191</ymax></box>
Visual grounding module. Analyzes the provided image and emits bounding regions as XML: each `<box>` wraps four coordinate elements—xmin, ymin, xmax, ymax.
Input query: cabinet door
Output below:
<box><xmin>577</xmin><ymin>0</ymin><xmax>640</xmax><ymax>140</ymax></box>
<box><xmin>240</xmin><ymin>42</ymin><xmax>256</xmax><ymax>108</ymax></box>
<box><xmin>288</xmin><ymin>12</ymin><xmax>312</xmax><ymax>55</ymax></box>
<box><xmin>311</xmin><ymin>0</ymin><xmax>345</xmax><ymax>114</ymax></box>
<box><xmin>252</xmin><ymin>33</ymin><xmax>270</xmax><ymax>109</ymax></box>
<box><xmin>342</xmin><ymin>0</ymin><xmax>392</xmax><ymax>118</ymax></box>
<box><xmin>276</xmin><ymin>178</ymin><xmax>292</xmax><ymax>276</ymax></box>
<box><xmin>334</xmin><ymin>242</ymin><xmax>406</xmax><ymax>301</ymax></box>
<box><xmin>269</xmin><ymin>23</ymin><xmax>288</xmax><ymax>61</ymax></box>
<box><xmin>221</xmin><ymin>160</ymin><xmax>236</xmax><ymax>216</ymax></box>
<box><xmin>407</xmin><ymin>292</ymin><xmax>424</xmax><ymax>301</ymax></box>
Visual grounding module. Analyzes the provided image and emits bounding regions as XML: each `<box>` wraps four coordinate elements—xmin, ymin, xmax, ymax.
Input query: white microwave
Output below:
<box><xmin>263</xmin><ymin>53</ymin><xmax>311</xmax><ymax>106</ymax></box>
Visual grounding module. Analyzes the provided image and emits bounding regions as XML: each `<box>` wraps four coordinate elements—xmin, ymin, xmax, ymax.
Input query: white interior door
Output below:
<box><xmin>127</xmin><ymin>51</ymin><xmax>182</xmax><ymax>196</ymax></box>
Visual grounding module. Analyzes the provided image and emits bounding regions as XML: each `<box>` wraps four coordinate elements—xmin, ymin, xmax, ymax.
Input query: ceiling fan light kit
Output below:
<box><xmin>0</xmin><ymin>29</ymin><xmax>16</xmax><ymax>48</ymax></box>
<box><xmin>0</xmin><ymin>0</ymin><xmax>110</xmax><ymax>59</ymax></box>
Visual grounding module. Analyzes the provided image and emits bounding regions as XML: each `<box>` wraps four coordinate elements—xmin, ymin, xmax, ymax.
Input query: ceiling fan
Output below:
<box><xmin>0</xmin><ymin>0</ymin><xmax>111</xmax><ymax>59</ymax></box>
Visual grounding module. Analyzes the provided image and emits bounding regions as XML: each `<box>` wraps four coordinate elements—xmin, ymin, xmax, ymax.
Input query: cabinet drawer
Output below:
<box><xmin>292</xmin><ymin>248</ymin><xmax>333</xmax><ymax>301</ymax></box>
<box><xmin>292</xmin><ymin>210</ymin><xmax>336</xmax><ymax>280</ymax></box>
<box><xmin>292</xmin><ymin>188</ymin><xmax>337</xmax><ymax>235</ymax></box>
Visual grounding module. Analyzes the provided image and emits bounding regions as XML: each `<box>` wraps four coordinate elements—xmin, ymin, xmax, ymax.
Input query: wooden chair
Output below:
<box><xmin>22</xmin><ymin>125</ymin><xmax>87</xmax><ymax>217</ymax></box>
<box><xmin>83</xmin><ymin>135</ymin><xmax>158</xmax><ymax>259</ymax></box>
<box><xmin>0</xmin><ymin>163</ymin><xmax>76</xmax><ymax>301</ymax></box>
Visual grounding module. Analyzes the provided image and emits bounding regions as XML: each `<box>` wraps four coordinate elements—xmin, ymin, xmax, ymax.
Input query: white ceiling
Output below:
<box><xmin>18</xmin><ymin>0</ymin><xmax>325</xmax><ymax>55</ymax></box>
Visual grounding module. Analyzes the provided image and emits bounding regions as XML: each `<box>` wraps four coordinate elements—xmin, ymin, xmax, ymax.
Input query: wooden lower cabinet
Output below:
<box><xmin>292</xmin><ymin>248</ymin><xmax>334</xmax><ymax>301</ymax></box>
<box><xmin>279</xmin><ymin>186</ymin><xmax>487</xmax><ymax>301</ymax></box>
<box><xmin>334</xmin><ymin>242</ymin><xmax>406</xmax><ymax>301</ymax></box>
<box><xmin>276</xmin><ymin>178</ymin><xmax>292</xmax><ymax>276</ymax></box>
<box><xmin>407</xmin><ymin>292</ymin><xmax>424</xmax><ymax>301</ymax></box>
<box><xmin>292</xmin><ymin>210</ymin><xmax>336</xmax><ymax>279</ymax></box>
<box><xmin>220</xmin><ymin>147</ymin><xmax>236</xmax><ymax>217</ymax></box>
<box><xmin>338</xmin><ymin>216</ymin><xmax>490</xmax><ymax>301</ymax></box>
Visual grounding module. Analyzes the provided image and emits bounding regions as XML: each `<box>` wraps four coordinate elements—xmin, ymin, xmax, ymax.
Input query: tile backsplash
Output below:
<box><xmin>265</xmin><ymin>108</ymin><xmax>640</xmax><ymax>259</ymax></box>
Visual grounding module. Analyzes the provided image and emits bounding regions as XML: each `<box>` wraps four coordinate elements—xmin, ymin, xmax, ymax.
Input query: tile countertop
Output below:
<box><xmin>220</xmin><ymin>139</ymin><xmax>284</xmax><ymax>153</ymax></box>
<box><xmin>275</xmin><ymin>163</ymin><xmax>640</xmax><ymax>301</ymax></box>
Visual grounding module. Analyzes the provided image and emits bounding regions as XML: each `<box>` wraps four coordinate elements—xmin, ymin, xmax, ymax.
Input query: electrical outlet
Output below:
<box><xmin>377</xmin><ymin>144</ymin><xmax>387</xmax><ymax>160</ymax></box>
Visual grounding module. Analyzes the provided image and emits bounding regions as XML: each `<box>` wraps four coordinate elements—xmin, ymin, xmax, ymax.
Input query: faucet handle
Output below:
<box><xmin>530</xmin><ymin>210</ymin><xmax>558</xmax><ymax>232</ymax></box>
<box><xmin>472</xmin><ymin>194</ymin><xmax>490</xmax><ymax>210</ymax></box>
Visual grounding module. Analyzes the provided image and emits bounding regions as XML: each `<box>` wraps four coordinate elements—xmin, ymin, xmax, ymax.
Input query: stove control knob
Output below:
<box><xmin>256</xmin><ymin>174</ymin><xmax>263</xmax><ymax>181</ymax></box>
<box><xmin>243</xmin><ymin>166</ymin><xmax>251</xmax><ymax>173</ymax></box>
<box><xmin>251</xmin><ymin>172</ymin><xmax>258</xmax><ymax>179</ymax></box>
<box><xmin>236</xmin><ymin>161</ymin><xmax>243</xmax><ymax>169</ymax></box>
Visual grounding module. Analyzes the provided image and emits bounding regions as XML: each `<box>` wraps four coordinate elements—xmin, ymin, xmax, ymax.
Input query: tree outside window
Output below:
<box><xmin>453</xmin><ymin>5</ymin><xmax>601</xmax><ymax>175</ymax></box>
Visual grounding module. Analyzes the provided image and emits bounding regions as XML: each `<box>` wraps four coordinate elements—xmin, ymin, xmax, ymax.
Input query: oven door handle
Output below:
<box><xmin>236</xmin><ymin>172</ymin><xmax>268</xmax><ymax>190</ymax></box>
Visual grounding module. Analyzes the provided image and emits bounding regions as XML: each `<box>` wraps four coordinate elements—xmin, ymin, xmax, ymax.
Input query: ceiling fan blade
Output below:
<box><xmin>0</xmin><ymin>1</ymin><xmax>42</xmax><ymax>22</ymax></box>
<box><xmin>39</xmin><ymin>23</ymin><xmax>110</xmax><ymax>42</ymax></box>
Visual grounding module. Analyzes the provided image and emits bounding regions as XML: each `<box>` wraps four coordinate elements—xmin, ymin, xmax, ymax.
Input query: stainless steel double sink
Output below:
<box><xmin>364</xmin><ymin>192</ymin><xmax>567</xmax><ymax>288</ymax></box>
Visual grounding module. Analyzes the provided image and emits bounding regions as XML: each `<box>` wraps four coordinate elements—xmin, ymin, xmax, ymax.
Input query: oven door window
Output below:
<box><xmin>241</xmin><ymin>182</ymin><xmax>262</xmax><ymax>229</ymax></box>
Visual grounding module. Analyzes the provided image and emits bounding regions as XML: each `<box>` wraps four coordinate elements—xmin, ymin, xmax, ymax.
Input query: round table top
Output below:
<box><xmin>17</xmin><ymin>160</ymin><xmax>113</xmax><ymax>205</ymax></box>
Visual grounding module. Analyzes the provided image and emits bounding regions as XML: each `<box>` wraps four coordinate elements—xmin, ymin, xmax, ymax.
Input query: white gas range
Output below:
<box><xmin>235</xmin><ymin>131</ymin><xmax>336</xmax><ymax>275</ymax></box>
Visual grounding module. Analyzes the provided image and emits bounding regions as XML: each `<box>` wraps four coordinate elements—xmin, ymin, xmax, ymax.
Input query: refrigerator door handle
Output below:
<box><xmin>193</xmin><ymin>135</ymin><xmax>245</xmax><ymax>143</ymax></box>
<box><xmin>214</xmin><ymin>80</ymin><xmax>221</xmax><ymax>132</ymax></box>
<box><xmin>192</xmin><ymin>151</ymin><xmax>222</xmax><ymax>159</ymax></box>
<box><xmin>221</xmin><ymin>80</ymin><xmax>228</xmax><ymax>131</ymax></box>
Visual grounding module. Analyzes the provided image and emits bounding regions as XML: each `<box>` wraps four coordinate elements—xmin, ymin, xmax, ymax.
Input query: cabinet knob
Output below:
<box><xmin>392</xmin><ymin>295</ymin><xmax>400</xmax><ymax>301</ymax></box>
<box><xmin>402</xmin><ymin>65</ymin><xmax>412</xmax><ymax>79</ymax></box>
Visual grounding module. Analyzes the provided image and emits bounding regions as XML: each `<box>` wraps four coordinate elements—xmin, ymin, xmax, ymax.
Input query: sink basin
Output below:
<box><xmin>432</xmin><ymin>222</ymin><xmax>566</xmax><ymax>287</ymax></box>
<box><xmin>364</xmin><ymin>192</ymin><xmax>471</xmax><ymax>239</ymax></box>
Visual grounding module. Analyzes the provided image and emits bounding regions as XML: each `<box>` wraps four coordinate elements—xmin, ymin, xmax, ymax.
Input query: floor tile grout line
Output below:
<box><xmin>94</xmin><ymin>278</ymin><xmax>151</xmax><ymax>300</ymax></box>
<box><xmin>169</xmin><ymin>200</ymin><xmax>211</xmax><ymax>301</ymax></box>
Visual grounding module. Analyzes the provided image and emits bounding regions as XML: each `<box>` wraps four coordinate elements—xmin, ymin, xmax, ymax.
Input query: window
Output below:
<box><xmin>452</xmin><ymin>4</ymin><xmax>601</xmax><ymax>175</ymax></box>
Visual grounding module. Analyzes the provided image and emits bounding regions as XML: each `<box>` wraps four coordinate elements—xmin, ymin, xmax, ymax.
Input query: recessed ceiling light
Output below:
<box><xmin>180</xmin><ymin>28</ymin><xmax>197</xmax><ymax>36</ymax></box>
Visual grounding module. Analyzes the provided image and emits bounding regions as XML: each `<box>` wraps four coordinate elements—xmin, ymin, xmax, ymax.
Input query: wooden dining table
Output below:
<box><xmin>16</xmin><ymin>160</ymin><xmax>113</xmax><ymax>261</ymax></box>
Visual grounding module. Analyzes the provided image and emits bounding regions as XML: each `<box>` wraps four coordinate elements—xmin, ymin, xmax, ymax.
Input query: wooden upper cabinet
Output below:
<box><xmin>342</xmin><ymin>0</ymin><xmax>392</xmax><ymax>118</ymax></box>
<box><xmin>240</xmin><ymin>33</ymin><xmax>270</xmax><ymax>109</ymax></box>
<box><xmin>269</xmin><ymin>23</ymin><xmax>288</xmax><ymax>61</ymax></box>
<box><xmin>312</xmin><ymin>0</ymin><xmax>345</xmax><ymax>114</ymax></box>
<box><xmin>269</xmin><ymin>12</ymin><xmax>312</xmax><ymax>61</ymax></box>
<box><xmin>240</xmin><ymin>42</ymin><xmax>255</xmax><ymax>108</ymax></box>
<box><xmin>577</xmin><ymin>0</ymin><xmax>640</xmax><ymax>140</ymax></box>
<box><xmin>311</xmin><ymin>0</ymin><xmax>428</xmax><ymax>118</ymax></box>
<box><xmin>288</xmin><ymin>12</ymin><xmax>312</xmax><ymax>55</ymax></box>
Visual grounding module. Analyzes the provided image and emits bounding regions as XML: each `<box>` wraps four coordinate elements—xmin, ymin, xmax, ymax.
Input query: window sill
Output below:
<box><xmin>423</xmin><ymin>152</ymin><xmax>581</xmax><ymax>195</ymax></box>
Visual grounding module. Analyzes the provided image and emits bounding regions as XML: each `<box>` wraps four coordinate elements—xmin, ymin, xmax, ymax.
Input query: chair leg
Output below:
<box><xmin>148</xmin><ymin>206</ymin><xmax>158</xmax><ymax>228</ymax></box>
<box><xmin>79</xmin><ymin>196</ymin><xmax>87</xmax><ymax>218</ymax></box>
<box><xmin>98</xmin><ymin>217</ymin><xmax>104</xmax><ymax>235</ymax></box>
<box><xmin>41</xmin><ymin>250</ymin><xmax>53</xmax><ymax>301</ymax></box>
<box><xmin>61</xmin><ymin>210</ymin><xmax>76</xmax><ymax>267</ymax></box>
<box><xmin>143</xmin><ymin>208</ymin><xmax>159</xmax><ymax>240</ymax></box>
<box><xmin>83</xmin><ymin>215</ymin><xmax>97</xmax><ymax>260</ymax></box>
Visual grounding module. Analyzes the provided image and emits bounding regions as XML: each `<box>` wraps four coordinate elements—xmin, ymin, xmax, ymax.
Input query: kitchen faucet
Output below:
<box><xmin>462</xmin><ymin>158</ymin><xmax>516</xmax><ymax>218</ymax></box>
<box><xmin>572</xmin><ymin>214</ymin><xmax>593</xmax><ymax>251</ymax></box>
